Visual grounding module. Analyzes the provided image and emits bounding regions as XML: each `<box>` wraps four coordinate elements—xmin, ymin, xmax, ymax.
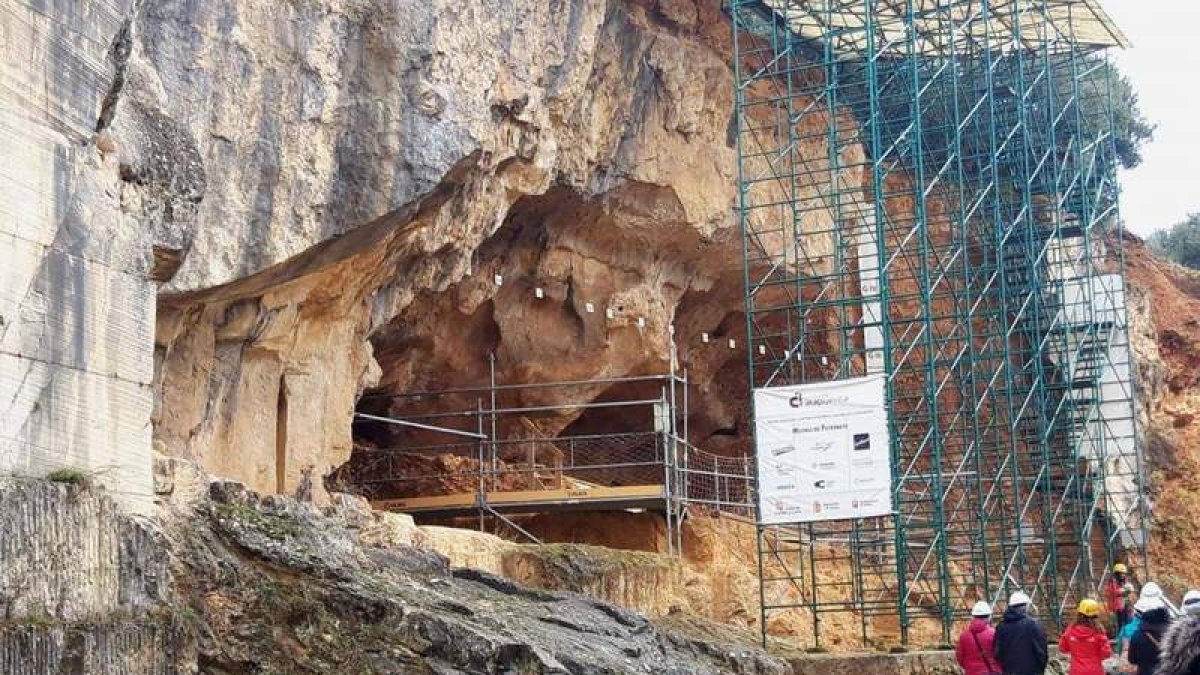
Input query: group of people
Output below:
<box><xmin>954</xmin><ymin>564</ymin><xmax>1200</xmax><ymax>675</ymax></box>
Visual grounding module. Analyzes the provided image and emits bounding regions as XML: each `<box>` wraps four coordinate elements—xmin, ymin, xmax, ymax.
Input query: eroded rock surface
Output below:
<box><xmin>186</xmin><ymin>480</ymin><xmax>790</xmax><ymax>674</ymax></box>
<box><xmin>143</xmin><ymin>0</ymin><xmax>776</xmax><ymax>500</ymax></box>
<box><xmin>0</xmin><ymin>476</ymin><xmax>789</xmax><ymax>674</ymax></box>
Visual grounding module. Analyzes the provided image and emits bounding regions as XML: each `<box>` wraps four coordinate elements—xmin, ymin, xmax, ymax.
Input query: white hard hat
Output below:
<box><xmin>972</xmin><ymin>601</ymin><xmax>993</xmax><ymax>617</ymax></box>
<box><xmin>1142</xmin><ymin>582</ymin><xmax>1164</xmax><ymax>599</ymax></box>
<box><xmin>1009</xmin><ymin>591</ymin><xmax>1032</xmax><ymax>607</ymax></box>
<box><xmin>1135</xmin><ymin>596</ymin><xmax>1165</xmax><ymax>614</ymax></box>
<box><xmin>1182</xmin><ymin>590</ymin><xmax>1200</xmax><ymax>615</ymax></box>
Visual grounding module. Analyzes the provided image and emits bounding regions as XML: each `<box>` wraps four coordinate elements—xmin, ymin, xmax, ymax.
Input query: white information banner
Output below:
<box><xmin>754</xmin><ymin>374</ymin><xmax>893</xmax><ymax>524</ymax></box>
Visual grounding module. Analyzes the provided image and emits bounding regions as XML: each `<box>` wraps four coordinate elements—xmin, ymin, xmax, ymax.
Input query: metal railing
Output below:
<box><xmin>676</xmin><ymin>441</ymin><xmax>756</xmax><ymax>518</ymax></box>
<box><xmin>349</xmin><ymin>431</ymin><xmax>669</xmax><ymax>498</ymax></box>
<box><xmin>339</xmin><ymin>366</ymin><xmax>759</xmax><ymax>555</ymax></box>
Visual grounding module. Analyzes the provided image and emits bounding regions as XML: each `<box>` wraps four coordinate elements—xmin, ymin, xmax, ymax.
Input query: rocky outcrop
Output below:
<box><xmin>0</xmin><ymin>475</ymin><xmax>790</xmax><ymax>674</ymax></box>
<box><xmin>186</xmin><ymin>479</ymin><xmax>790</xmax><ymax>674</ymax></box>
<box><xmin>0</xmin><ymin>478</ymin><xmax>188</xmax><ymax>674</ymax></box>
<box><xmin>324</xmin><ymin>492</ymin><xmax>786</xmax><ymax>635</ymax></box>
<box><xmin>0</xmin><ymin>478</ymin><xmax>170</xmax><ymax>622</ymax></box>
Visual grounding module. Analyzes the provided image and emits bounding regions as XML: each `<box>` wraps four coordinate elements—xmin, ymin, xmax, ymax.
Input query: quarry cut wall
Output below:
<box><xmin>0</xmin><ymin>0</ymin><xmax>179</xmax><ymax>514</ymax></box>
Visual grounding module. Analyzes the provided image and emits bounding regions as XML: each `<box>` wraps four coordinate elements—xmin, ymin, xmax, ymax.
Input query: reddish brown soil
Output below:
<box><xmin>1122</xmin><ymin>237</ymin><xmax>1200</xmax><ymax>592</ymax></box>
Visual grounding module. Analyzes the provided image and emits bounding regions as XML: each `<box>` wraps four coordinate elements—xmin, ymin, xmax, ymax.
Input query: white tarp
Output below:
<box><xmin>754</xmin><ymin>374</ymin><xmax>892</xmax><ymax>524</ymax></box>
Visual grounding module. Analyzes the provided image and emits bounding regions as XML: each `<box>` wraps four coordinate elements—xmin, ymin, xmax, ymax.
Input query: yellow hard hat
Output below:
<box><xmin>1078</xmin><ymin>598</ymin><xmax>1102</xmax><ymax>617</ymax></box>
<box><xmin>1113</xmin><ymin>563</ymin><xmax>1128</xmax><ymax>573</ymax></box>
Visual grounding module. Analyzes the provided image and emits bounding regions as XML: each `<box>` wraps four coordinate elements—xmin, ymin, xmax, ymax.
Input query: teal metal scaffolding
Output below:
<box><xmin>732</xmin><ymin>0</ymin><xmax>1148</xmax><ymax>648</ymax></box>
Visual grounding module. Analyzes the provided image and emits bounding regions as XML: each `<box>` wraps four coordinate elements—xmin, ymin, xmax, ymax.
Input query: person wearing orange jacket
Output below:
<box><xmin>1059</xmin><ymin>598</ymin><xmax>1113</xmax><ymax>675</ymax></box>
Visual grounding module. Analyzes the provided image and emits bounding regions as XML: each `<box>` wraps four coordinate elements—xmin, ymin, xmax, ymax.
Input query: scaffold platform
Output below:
<box><xmin>337</xmin><ymin>367</ymin><xmax>755</xmax><ymax>554</ymax></box>
<box><xmin>372</xmin><ymin>484</ymin><xmax>667</xmax><ymax>517</ymax></box>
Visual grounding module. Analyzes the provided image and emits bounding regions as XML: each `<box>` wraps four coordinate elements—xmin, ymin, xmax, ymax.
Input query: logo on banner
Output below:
<box><xmin>853</xmin><ymin>433</ymin><xmax>871</xmax><ymax>451</ymax></box>
<box><xmin>810</xmin><ymin>440</ymin><xmax>835</xmax><ymax>454</ymax></box>
<box><xmin>773</xmin><ymin>462</ymin><xmax>797</xmax><ymax>476</ymax></box>
<box><xmin>788</xmin><ymin>391</ymin><xmax>850</xmax><ymax>409</ymax></box>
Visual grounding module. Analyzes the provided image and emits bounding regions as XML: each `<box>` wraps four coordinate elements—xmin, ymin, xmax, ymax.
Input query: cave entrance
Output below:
<box><xmin>331</xmin><ymin>367</ymin><xmax>749</xmax><ymax>556</ymax></box>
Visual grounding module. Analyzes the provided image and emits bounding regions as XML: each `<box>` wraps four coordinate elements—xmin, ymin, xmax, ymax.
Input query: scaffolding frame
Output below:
<box><xmin>341</xmin><ymin>358</ymin><xmax>756</xmax><ymax>556</ymax></box>
<box><xmin>732</xmin><ymin>0</ymin><xmax>1148</xmax><ymax>648</ymax></box>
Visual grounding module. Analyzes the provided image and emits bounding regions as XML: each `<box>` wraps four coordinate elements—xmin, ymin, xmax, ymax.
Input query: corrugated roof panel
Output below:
<box><xmin>759</xmin><ymin>0</ymin><xmax>1129</xmax><ymax>55</ymax></box>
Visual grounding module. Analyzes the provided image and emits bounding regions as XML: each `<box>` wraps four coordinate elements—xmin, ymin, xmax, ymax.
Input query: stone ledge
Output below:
<box><xmin>788</xmin><ymin>650</ymin><xmax>961</xmax><ymax>675</ymax></box>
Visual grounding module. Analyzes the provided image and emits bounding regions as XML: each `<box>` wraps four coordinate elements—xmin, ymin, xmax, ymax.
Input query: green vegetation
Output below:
<box><xmin>533</xmin><ymin>543</ymin><xmax>672</xmax><ymax>572</ymax></box>
<box><xmin>45</xmin><ymin>467</ymin><xmax>87</xmax><ymax>484</ymax></box>
<box><xmin>213</xmin><ymin>503</ymin><xmax>299</xmax><ymax>541</ymax></box>
<box><xmin>171</xmin><ymin>604</ymin><xmax>201</xmax><ymax>627</ymax></box>
<box><xmin>1148</xmin><ymin>214</ymin><xmax>1200</xmax><ymax>270</ymax></box>
<box><xmin>1101</xmin><ymin>61</ymin><xmax>1156</xmax><ymax>170</ymax></box>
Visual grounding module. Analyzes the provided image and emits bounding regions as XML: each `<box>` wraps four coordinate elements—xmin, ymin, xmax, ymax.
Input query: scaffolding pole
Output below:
<box><xmin>733</xmin><ymin>0</ymin><xmax>1144</xmax><ymax>649</ymax></box>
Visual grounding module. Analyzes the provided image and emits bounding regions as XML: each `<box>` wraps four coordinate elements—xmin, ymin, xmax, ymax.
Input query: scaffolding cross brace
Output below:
<box><xmin>732</xmin><ymin>0</ymin><xmax>1148</xmax><ymax>649</ymax></box>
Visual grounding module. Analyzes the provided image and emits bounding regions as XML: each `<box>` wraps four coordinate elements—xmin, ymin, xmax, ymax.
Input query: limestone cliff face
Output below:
<box><xmin>142</xmin><ymin>0</ymin><xmax>761</xmax><ymax>497</ymax></box>
<box><xmin>137</xmin><ymin>0</ymin><xmax>735</xmax><ymax>293</ymax></box>
<box><xmin>5</xmin><ymin>0</ymin><xmax>858</xmax><ymax>499</ymax></box>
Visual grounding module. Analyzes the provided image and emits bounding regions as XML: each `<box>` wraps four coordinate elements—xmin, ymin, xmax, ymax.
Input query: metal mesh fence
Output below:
<box><xmin>678</xmin><ymin>443</ymin><xmax>756</xmax><ymax>517</ymax></box>
<box><xmin>347</xmin><ymin>432</ymin><xmax>671</xmax><ymax>499</ymax></box>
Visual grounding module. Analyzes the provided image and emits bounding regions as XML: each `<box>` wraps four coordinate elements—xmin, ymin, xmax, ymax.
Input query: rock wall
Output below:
<box><xmin>787</xmin><ymin>652</ymin><xmax>962</xmax><ymax>675</ymax></box>
<box><xmin>1</xmin><ymin>0</ymin><xmax>865</xmax><ymax>502</ymax></box>
<box><xmin>0</xmin><ymin>478</ymin><xmax>170</xmax><ymax>621</ymax></box>
<box><xmin>145</xmin><ymin>0</ymin><xmax>762</xmax><ymax>497</ymax></box>
<box><xmin>0</xmin><ymin>0</ymin><xmax>166</xmax><ymax>514</ymax></box>
<box><xmin>0</xmin><ymin>478</ymin><xmax>186</xmax><ymax>673</ymax></box>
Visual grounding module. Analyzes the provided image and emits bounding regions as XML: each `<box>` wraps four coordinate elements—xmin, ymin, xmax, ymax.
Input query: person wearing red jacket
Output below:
<box><xmin>1105</xmin><ymin>563</ymin><xmax>1135</xmax><ymax>634</ymax></box>
<box><xmin>956</xmin><ymin>601</ymin><xmax>1001</xmax><ymax>675</ymax></box>
<box><xmin>1059</xmin><ymin>598</ymin><xmax>1113</xmax><ymax>675</ymax></box>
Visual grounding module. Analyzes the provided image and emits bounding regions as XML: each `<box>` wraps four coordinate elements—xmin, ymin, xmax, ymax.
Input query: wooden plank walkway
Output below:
<box><xmin>372</xmin><ymin>484</ymin><xmax>666</xmax><ymax>516</ymax></box>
